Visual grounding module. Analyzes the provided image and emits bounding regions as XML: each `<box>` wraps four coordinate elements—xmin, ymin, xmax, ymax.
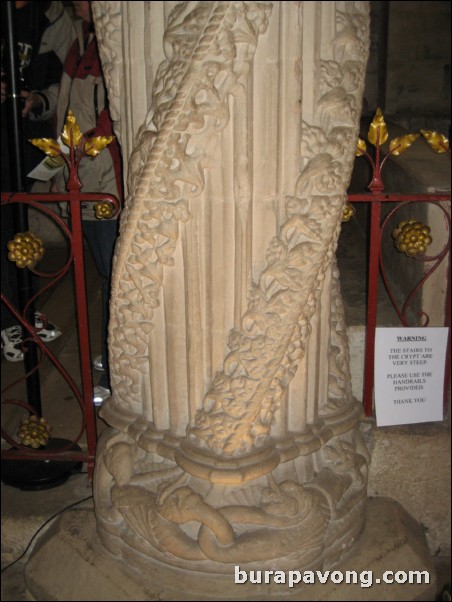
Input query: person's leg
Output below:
<box><xmin>82</xmin><ymin>219</ymin><xmax>118</xmax><ymax>390</ymax></box>
<box><xmin>1</xmin><ymin>205</ymin><xmax>25</xmax><ymax>360</ymax></box>
<box><xmin>1</xmin><ymin>205</ymin><xmax>20</xmax><ymax>329</ymax></box>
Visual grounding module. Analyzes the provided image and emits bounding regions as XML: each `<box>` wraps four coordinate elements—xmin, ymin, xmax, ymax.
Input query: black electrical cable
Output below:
<box><xmin>1</xmin><ymin>494</ymin><xmax>93</xmax><ymax>574</ymax></box>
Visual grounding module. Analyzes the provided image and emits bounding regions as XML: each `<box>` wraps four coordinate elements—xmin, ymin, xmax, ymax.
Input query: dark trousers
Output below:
<box><xmin>1</xmin><ymin>205</ymin><xmax>20</xmax><ymax>331</ymax></box>
<box><xmin>82</xmin><ymin>219</ymin><xmax>118</xmax><ymax>388</ymax></box>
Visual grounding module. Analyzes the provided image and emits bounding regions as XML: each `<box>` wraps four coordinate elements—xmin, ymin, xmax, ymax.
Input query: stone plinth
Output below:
<box><xmin>24</xmin><ymin>498</ymin><xmax>437</xmax><ymax>601</ymax></box>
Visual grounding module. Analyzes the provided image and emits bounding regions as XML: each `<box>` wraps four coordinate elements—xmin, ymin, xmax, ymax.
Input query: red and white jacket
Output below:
<box><xmin>40</xmin><ymin>19</ymin><xmax>123</xmax><ymax>218</ymax></box>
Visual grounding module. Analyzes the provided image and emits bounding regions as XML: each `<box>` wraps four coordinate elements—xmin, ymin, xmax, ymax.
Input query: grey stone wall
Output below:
<box><xmin>364</xmin><ymin>1</ymin><xmax>450</xmax><ymax>133</ymax></box>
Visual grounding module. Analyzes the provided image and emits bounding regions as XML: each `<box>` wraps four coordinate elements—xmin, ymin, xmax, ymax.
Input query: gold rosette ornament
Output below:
<box><xmin>18</xmin><ymin>415</ymin><xmax>52</xmax><ymax>449</ymax></box>
<box><xmin>94</xmin><ymin>201</ymin><xmax>114</xmax><ymax>220</ymax></box>
<box><xmin>341</xmin><ymin>202</ymin><xmax>355</xmax><ymax>222</ymax></box>
<box><xmin>392</xmin><ymin>219</ymin><xmax>433</xmax><ymax>257</ymax></box>
<box><xmin>7</xmin><ymin>231</ymin><xmax>44</xmax><ymax>269</ymax></box>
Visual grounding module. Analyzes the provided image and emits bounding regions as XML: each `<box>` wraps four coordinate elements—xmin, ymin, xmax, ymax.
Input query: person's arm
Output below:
<box><xmin>26</xmin><ymin>2</ymin><xmax>76</xmax><ymax>121</ymax></box>
<box><xmin>23</xmin><ymin>82</ymin><xmax>59</xmax><ymax>120</ymax></box>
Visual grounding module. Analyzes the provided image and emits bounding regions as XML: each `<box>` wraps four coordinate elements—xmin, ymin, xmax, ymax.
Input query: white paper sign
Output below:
<box><xmin>374</xmin><ymin>327</ymin><xmax>448</xmax><ymax>427</ymax></box>
<box><xmin>26</xmin><ymin>137</ymin><xmax>69</xmax><ymax>181</ymax></box>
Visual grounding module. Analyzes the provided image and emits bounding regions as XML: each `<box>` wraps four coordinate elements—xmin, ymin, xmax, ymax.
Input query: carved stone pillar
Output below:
<box><xmin>92</xmin><ymin>1</ymin><xmax>370</xmax><ymax>591</ymax></box>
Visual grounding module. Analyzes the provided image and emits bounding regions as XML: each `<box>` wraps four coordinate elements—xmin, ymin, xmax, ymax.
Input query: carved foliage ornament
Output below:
<box><xmin>108</xmin><ymin>2</ymin><xmax>273</xmax><ymax>413</ymax></box>
<box><xmin>93</xmin><ymin>0</ymin><xmax>370</xmax><ymax>578</ymax></box>
<box><xmin>106</xmin><ymin>2</ymin><xmax>369</xmax><ymax>451</ymax></box>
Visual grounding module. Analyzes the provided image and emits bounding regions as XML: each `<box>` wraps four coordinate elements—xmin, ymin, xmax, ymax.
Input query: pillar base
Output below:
<box><xmin>25</xmin><ymin>497</ymin><xmax>437</xmax><ymax>601</ymax></box>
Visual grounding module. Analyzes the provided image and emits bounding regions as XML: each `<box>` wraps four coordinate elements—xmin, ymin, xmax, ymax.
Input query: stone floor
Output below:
<box><xmin>1</xmin><ymin>230</ymin><xmax>450</xmax><ymax>600</ymax></box>
<box><xmin>1</xmin><ymin>243</ymin><xmax>109</xmax><ymax>600</ymax></box>
<box><xmin>19</xmin><ymin>498</ymin><xmax>447</xmax><ymax>601</ymax></box>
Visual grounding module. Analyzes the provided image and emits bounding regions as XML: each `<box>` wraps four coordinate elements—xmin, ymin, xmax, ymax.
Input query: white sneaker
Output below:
<box><xmin>34</xmin><ymin>311</ymin><xmax>62</xmax><ymax>342</ymax></box>
<box><xmin>93</xmin><ymin>385</ymin><xmax>111</xmax><ymax>406</ymax></box>
<box><xmin>1</xmin><ymin>313</ymin><xmax>62</xmax><ymax>362</ymax></box>
<box><xmin>92</xmin><ymin>354</ymin><xmax>105</xmax><ymax>372</ymax></box>
<box><xmin>1</xmin><ymin>325</ymin><xmax>24</xmax><ymax>362</ymax></box>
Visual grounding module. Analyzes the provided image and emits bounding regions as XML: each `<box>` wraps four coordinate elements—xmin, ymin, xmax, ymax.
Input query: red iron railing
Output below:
<box><xmin>2</xmin><ymin>110</ymin><xmax>449</xmax><ymax>465</ymax></box>
<box><xmin>1</xmin><ymin>112</ymin><xmax>120</xmax><ymax>479</ymax></box>
<box><xmin>346</xmin><ymin>110</ymin><xmax>451</xmax><ymax>417</ymax></box>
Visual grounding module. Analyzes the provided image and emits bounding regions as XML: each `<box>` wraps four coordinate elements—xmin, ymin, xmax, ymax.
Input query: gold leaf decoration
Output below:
<box><xmin>389</xmin><ymin>133</ymin><xmax>420</xmax><ymax>156</ymax></box>
<box><xmin>356</xmin><ymin>138</ymin><xmax>367</xmax><ymax>156</ymax></box>
<box><xmin>420</xmin><ymin>130</ymin><xmax>450</xmax><ymax>154</ymax></box>
<box><xmin>61</xmin><ymin>110</ymin><xmax>83</xmax><ymax>147</ymax></box>
<box><xmin>368</xmin><ymin>107</ymin><xmax>388</xmax><ymax>146</ymax></box>
<box><xmin>28</xmin><ymin>138</ymin><xmax>61</xmax><ymax>157</ymax></box>
<box><xmin>84</xmin><ymin>136</ymin><xmax>115</xmax><ymax>157</ymax></box>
